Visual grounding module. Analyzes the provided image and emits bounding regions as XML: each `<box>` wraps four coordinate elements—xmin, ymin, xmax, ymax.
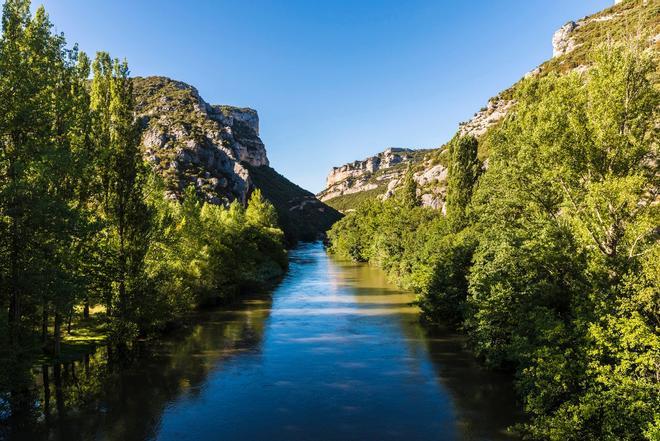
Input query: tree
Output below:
<box><xmin>246</xmin><ymin>188</ymin><xmax>278</xmax><ymax>228</ymax></box>
<box><xmin>445</xmin><ymin>135</ymin><xmax>480</xmax><ymax>231</ymax></box>
<box><xmin>0</xmin><ymin>0</ymin><xmax>43</xmax><ymax>348</ymax></box>
<box><xmin>467</xmin><ymin>41</ymin><xmax>659</xmax><ymax>439</ymax></box>
<box><xmin>0</xmin><ymin>1</ymin><xmax>86</xmax><ymax>357</ymax></box>
<box><xmin>398</xmin><ymin>163</ymin><xmax>419</xmax><ymax>209</ymax></box>
<box><xmin>90</xmin><ymin>52</ymin><xmax>152</xmax><ymax>342</ymax></box>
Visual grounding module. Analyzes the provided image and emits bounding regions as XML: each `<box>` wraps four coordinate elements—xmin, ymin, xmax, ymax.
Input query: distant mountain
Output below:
<box><xmin>133</xmin><ymin>76</ymin><xmax>341</xmax><ymax>244</ymax></box>
<box><xmin>317</xmin><ymin>148</ymin><xmax>440</xmax><ymax>212</ymax></box>
<box><xmin>318</xmin><ymin>0</ymin><xmax>659</xmax><ymax>212</ymax></box>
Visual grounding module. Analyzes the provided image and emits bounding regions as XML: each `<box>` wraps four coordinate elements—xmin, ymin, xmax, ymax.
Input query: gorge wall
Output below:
<box><xmin>133</xmin><ymin>76</ymin><xmax>341</xmax><ymax>243</ymax></box>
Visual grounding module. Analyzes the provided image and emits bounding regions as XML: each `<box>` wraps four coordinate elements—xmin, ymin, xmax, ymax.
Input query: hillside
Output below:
<box><xmin>318</xmin><ymin>0</ymin><xmax>659</xmax><ymax>212</ymax></box>
<box><xmin>132</xmin><ymin>76</ymin><xmax>341</xmax><ymax>243</ymax></box>
<box><xmin>246</xmin><ymin>165</ymin><xmax>341</xmax><ymax>243</ymax></box>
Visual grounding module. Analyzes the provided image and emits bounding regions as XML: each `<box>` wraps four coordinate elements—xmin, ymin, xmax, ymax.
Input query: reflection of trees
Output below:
<box><xmin>0</xmin><ymin>354</ymin><xmax>40</xmax><ymax>440</ymax></box>
<box><xmin>4</xmin><ymin>294</ymin><xmax>272</xmax><ymax>441</ymax></box>
<box><xmin>331</xmin><ymin>257</ymin><xmax>522</xmax><ymax>441</ymax></box>
<box><xmin>420</xmin><ymin>332</ymin><xmax>523</xmax><ymax>440</ymax></box>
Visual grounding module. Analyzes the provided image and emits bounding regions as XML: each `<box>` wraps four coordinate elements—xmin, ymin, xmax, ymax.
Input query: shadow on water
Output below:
<box><xmin>329</xmin><ymin>255</ymin><xmax>524</xmax><ymax>440</ymax></box>
<box><xmin>0</xmin><ymin>294</ymin><xmax>273</xmax><ymax>441</ymax></box>
<box><xmin>1</xmin><ymin>242</ymin><xmax>522</xmax><ymax>441</ymax></box>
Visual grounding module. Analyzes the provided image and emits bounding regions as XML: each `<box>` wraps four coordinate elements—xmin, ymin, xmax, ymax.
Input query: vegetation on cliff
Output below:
<box><xmin>329</xmin><ymin>41</ymin><xmax>659</xmax><ymax>439</ymax></box>
<box><xmin>0</xmin><ymin>0</ymin><xmax>287</xmax><ymax>405</ymax></box>
<box><xmin>320</xmin><ymin>0</ymin><xmax>659</xmax><ymax>213</ymax></box>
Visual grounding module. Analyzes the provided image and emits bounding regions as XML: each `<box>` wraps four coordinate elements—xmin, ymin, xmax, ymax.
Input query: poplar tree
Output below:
<box><xmin>0</xmin><ymin>0</ymin><xmax>35</xmax><ymax>347</ymax></box>
<box><xmin>90</xmin><ymin>53</ymin><xmax>152</xmax><ymax>342</ymax></box>
<box><xmin>0</xmin><ymin>1</ymin><xmax>77</xmax><ymax>351</ymax></box>
<box><xmin>398</xmin><ymin>164</ymin><xmax>419</xmax><ymax>209</ymax></box>
<box><xmin>445</xmin><ymin>135</ymin><xmax>480</xmax><ymax>231</ymax></box>
<box><xmin>246</xmin><ymin>189</ymin><xmax>278</xmax><ymax>228</ymax></box>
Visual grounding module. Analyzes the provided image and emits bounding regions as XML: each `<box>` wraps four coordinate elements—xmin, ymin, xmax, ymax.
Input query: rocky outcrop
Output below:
<box><xmin>379</xmin><ymin>160</ymin><xmax>447</xmax><ymax>210</ymax></box>
<box><xmin>552</xmin><ymin>11</ymin><xmax>618</xmax><ymax>58</ymax></box>
<box><xmin>325</xmin><ymin>148</ymin><xmax>415</xmax><ymax>188</ymax></box>
<box><xmin>552</xmin><ymin>21</ymin><xmax>579</xmax><ymax>58</ymax></box>
<box><xmin>318</xmin><ymin>146</ymin><xmax>447</xmax><ymax>211</ymax></box>
<box><xmin>318</xmin><ymin>148</ymin><xmax>418</xmax><ymax>202</ymax></box>
<box><xmin>133</xmin><ymin>76</ymin><xmax>340</xmax><ymax>243</ymax></box>
<box><xmin>134</xmin><ymin>76</ymin><xmax>269</xmax><ymax>205</ymax></box>
<box><xmin>458</xmin><ymin>98</ymin><xmax>515</xmax><ymax>138</ymax></box>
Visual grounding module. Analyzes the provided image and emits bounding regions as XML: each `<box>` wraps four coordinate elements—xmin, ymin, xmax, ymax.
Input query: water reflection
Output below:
<box><xmin>3</xmin><ymin>295</ymin><xmax>273</xmax><ymax>441</ymax></box>
<box><xmin>2</xmin><ymin>242</ymin><xmax>521</xmax><ymax>441</ymax></box>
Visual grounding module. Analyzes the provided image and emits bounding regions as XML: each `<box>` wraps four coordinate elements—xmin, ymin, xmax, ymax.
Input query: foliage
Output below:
<box><xmin>398</xmin><ymin>164</ymin><xmax>420</xmax><ymax>209</ymax></box>
<box><xmin>445</xmin><ymin>135</ymin><xmax>480</xmax><ymax>231</ymax></box>
<box><xmin>143</xmin><ymin>183</ymin><xmax>286</xmax><ymax>334</ymax></box>
<box><xmin>246</xmin><ymin>164</ymin><xmax>342</xmax><ymax>244</ymax></box>
<box><xmin>329</xmin><ymin>41</ymin><xmax>659</xmax><ymax>439</ymax></box>
<box><xmin>0</xmin><ymin>0</ymin><xmax>288</xmax><ymax>397</ymax></box>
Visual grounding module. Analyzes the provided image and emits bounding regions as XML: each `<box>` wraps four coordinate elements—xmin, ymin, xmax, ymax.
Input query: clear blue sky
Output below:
<box><xmin>38</xmin><ymin>0</ymin><xmax>612</xmax><ymax>193</ymax></box>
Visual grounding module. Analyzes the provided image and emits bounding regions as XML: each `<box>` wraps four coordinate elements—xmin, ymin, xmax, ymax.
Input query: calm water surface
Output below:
<box><xmin>8</xmin><ymin>242</ymin><xmax>521</xmax><ymax>441</ymax></box>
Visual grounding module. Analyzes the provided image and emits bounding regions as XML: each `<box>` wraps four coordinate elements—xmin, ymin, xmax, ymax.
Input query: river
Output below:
<box><xmin>6</xmin><ymin>242</ymin><xmax>521</xmax><ymax>441</ymax></box>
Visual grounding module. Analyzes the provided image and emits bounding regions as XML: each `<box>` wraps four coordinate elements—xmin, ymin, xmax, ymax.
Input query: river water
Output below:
<box><xmin>6</xmin><ymin>242</ymin><xmax>521</xmax><ymax>441</ymax></box>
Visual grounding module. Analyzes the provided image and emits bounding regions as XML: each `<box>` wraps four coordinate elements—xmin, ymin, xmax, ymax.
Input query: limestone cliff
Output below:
<box><xmin>316</xmin><ymin>147</ymin><xmax>446</xmax><ymax>212</ymax></box>
<box><xmin>318</xmin><ymin>0</ymin><xmax>657</xmax><ymax>213</ymax></box>
<box><xmin>133</xmin><ymin>76</ymin><xmax>341</xmax><ymax>243</ymax></box>
<box><xmin>134</xmin><ymin>77</ymin><xmax>268</xmax><ymax>205</ymax></box>
<box><xmin>318</xmin><ymin>148</ymin><xmax>419</xmax><ymax>202</ymax></box>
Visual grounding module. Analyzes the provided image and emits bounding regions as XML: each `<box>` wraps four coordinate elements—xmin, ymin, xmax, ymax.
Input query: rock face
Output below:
<box><xmin>552</xmin><ymin>21</ymin><xmax>579</xmax><ymax>58</ymax></box>
<box><xmin>134</xmin><ymin>77</ymin><xmax>269</xmax><ymax>205</ymax></box>
<box><xmin>318</xmin><ymin>148</ymin><xmax>418</xmax><ymax>202</ymax></box>
<box><xmin>551</xmin><ymin>9</ymin><xmax>618</xmax><ymax>58</ymax></box>
<box><xmin>325</xmin><ymin>148</ymin><xmax>415</xmax><ymax>188</ymax></box>
<box><xmin>380</xmin><ymin>160</ymin><xmax>447</xmax><ymax>210</ymax></box>
<box><xmin>133</xmin><ymin>76</ymin><xmax>341</xmax><ymax>243</ymax></box>
<box><xmin>458</xmin><ymin>98</ymin><xmax>515</xmax><ymax>138</ymax></box>
<box><xmin>317</xmin><ymin>146</ymin><xmax>447</xmax><ymax>211</ymax></box>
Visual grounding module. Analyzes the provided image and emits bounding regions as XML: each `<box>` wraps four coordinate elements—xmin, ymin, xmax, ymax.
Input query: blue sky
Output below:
<box><xmin>38</xmin><ymin>0</ymin><xmax>612</xmax><ymax>193</ymax></box>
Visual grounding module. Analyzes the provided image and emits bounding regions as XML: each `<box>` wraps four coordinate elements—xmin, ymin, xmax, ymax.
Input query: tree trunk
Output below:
<box><xmin>53</xmin><ymin>363</ymin><xmax>64</xmax><ymax>417</ymax></box>
<box><xmin>83</xmin><ymin>296</ymin><xmax>90</xmax><ymax>319</ymax></box>
<box><xmin>8</xmin><ymin>221</ymin><xmax>20</xmax><ymax>344</ymax></box>
<box><xmin>7</xmin><ymin>141</ymin><xmax>21</xmax><ymax>346</ymax></box>
<box><xmin>42</xmin><ymin>365</ymin><xmax>51</xmax><ymax>420</ymax></box>
<box><xmin>53</xmin><ymin>311</ymin><xmax>62</xmax><ymax>357</ymax></box>
<box><xmin>41</xmin><ymin>303</ymin><xmax>49</xmax><ymax>349</ymax></box>
<box><xmin>67</xmin><ymin>308</ymin><xmax>73</xmax><ymax>334</ymax></box>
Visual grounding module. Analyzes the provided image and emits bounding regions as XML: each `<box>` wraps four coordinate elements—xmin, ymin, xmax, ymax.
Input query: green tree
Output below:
<box><xmin>0</xmin><ymin>1</ymin><xmax>87</xmax><ymax>357</ymax></box>
<box><xmin>90</xmin><ymin>52</ymin><xmax>152</xmax><ymax>342</ymax></box>
<box><xmin>398</xmin><ymin>164</ymin><xmax>419</xmax><ymax>209</ymax></box>
<box><xmin>445</xmin><ymin>135</ymin><xmax>480</xmax><ymax>231</ymax></box>
<box><xmin>246</xmin><ymin>188</ymin><xmax>278</xmax><ymax>228</ymax></box>
<box><xmin>468</xmin><ymin>41</ymin><xmax>659</xmax><ymax>439</ymax></box>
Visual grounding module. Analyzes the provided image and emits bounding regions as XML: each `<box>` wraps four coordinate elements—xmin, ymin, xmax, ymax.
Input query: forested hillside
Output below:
<box><xmin>329</xmin><ymin>17</ymin><xmax>659</xmax><ymax>441</ymax></box>
<box><xmin>0</xmin><ymin>0</ymin><xmax>288</xmax><ymax>403</ymax></box>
